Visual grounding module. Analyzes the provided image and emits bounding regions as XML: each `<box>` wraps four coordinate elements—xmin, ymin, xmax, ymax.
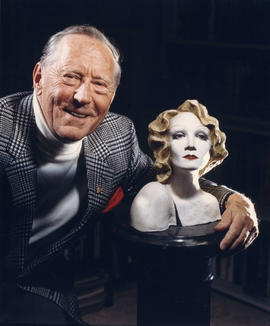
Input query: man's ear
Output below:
<box><xmin>110</xmin><ymin>90</ymin><xmax>116</xmax><ymax>105</ymax></box>
<box><xmin>33</xmin><ymin>62</ymin><xmax>43</xmax><ymax>95</ymax></box>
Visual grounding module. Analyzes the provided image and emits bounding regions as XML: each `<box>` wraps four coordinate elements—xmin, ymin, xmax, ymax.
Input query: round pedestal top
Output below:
<box><xmin>112</xmin><ymin>214</ymin><xmax>226</xmax><ymax>255</ymax></box>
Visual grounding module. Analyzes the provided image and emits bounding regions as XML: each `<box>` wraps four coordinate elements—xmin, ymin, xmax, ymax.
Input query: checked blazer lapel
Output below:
<box><xmin>21</xmin><ymin>119</ymin><xmax>117</xmax><ymax>276</ymax></box>
<box><xmin>5</xmin><ymin>154</ymin><xmax>37</xmax><ymax>273</ymax></box>
<box><xmin>3</xmin><ymin>93</ymin><xmax>116</xmax><ymax>275</ymax></box>
<box><xmin>4</xmin><ymin>94</ymin><xmax>38</xmax><ymax>273</ymax></box>
<box><xmin>23</xmin><ymin>117</ymin><xmax>117</xmax><ymax>274</ymax></box>
<box><xmin>82</xmin><ymin>130</ymin><xmax>115</xmax><ymax>220</ymax></box>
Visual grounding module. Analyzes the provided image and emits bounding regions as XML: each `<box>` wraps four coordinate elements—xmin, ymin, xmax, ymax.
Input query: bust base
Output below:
<box><xmin>113</xmin><ymin>217</ymin><xmax>226</xmax><ymax>326</ymax></box>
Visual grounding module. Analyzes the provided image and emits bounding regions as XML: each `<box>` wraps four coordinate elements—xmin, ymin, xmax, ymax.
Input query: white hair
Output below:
<box><xmin>40</xmin><ymin>25</ymin><xmax>121</xmax><ymax>88</ymax></box>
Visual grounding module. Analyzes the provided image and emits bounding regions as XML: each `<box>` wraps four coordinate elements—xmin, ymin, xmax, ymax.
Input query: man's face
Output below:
<box><xmin>33</xmin><ymin>34</ymin><xmax>116</xmax><ymax>142</ymax></box>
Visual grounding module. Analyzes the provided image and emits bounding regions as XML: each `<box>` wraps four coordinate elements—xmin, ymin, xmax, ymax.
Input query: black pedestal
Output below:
<box><xmin>137</xmin><ymin>246</ymin><xmax>213</xmax><ymax>326</ymax></box>
<box><xmin>113</xmin><ymin>219</ymin><xmax>225</xmax><ymax>326</ymax></box>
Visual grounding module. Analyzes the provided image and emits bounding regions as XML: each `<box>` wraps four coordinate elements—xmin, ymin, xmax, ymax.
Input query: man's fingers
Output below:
<box><xmin>219</xmin><ymin>225</ymin><xmax>240</xmax><ymax>250</ymax></box>
<box><xmin>219</xmin><ymin>212</ymin><xmax>246</xmax><ymax>250</ymax></box>
<box><xmin>219</xmin><ymin>215</ymin><xmax>257</xmax><ymax>251</ymax></box>
<box><xmin>214</xmin><ymin>211</ymin><xmax>232</xmax><ymax>231</ymax></box>
<box><xmin>229</xmin><ymin>226</ymin><xmax>250</xmax><ymax>250</ymax></box>
<box><xmin>215</xmin><ymin>193</ymin><xmax>258</xmax><ymax>250</ymax></box>
<box><xmin>245</xmin><ymin>226</ymin><xmax>259</xmax><ymax>248</ymax></box>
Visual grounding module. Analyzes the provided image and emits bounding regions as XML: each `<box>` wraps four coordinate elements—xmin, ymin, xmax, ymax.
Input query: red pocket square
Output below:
<box><xmin>102</xmin><ymin>186</ymin><xmax>124</xmax><ymax>213</ymax></box>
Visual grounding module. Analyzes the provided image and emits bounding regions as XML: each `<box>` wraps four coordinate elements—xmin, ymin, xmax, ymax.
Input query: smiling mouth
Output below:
<box><xmin>183</xmin><ymin>155</ymin><xmax>198</xmax><ymax>160</ymax></box>
<box><xmin>64</xmin><ymin>109</ymin><xmax>88</xmax><ymax>118</ymax></box>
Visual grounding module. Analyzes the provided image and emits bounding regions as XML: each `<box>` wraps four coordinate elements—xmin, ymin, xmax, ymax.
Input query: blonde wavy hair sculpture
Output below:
<box><xmin>148</xmin><ymin>99</ymin><xmax>228</xmax><ymax>184</ymax></box>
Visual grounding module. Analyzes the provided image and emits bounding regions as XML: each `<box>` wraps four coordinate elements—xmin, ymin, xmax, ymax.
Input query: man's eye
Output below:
<box><xmin>196</xmin><ymin>132</ymin><xmax>208</xmax><ymax>141</ymax></box>
<box><xmin>93</xmin><ymin>80</ymin><xmax>111</xmax><ymax>94</ymax></box>
<box><xmin>64</xmin><ymin>73</ymin><xmax>79</xmax><ymax>79</ymax></box>
<box><xmin>62</xmin><ymin>74</ymin><xmax>81</xmax><ymax>86</ymax></box>
<box><xmin>94</xmin><ymin>81</ymin><xmax>106</xmax><ymax>87</ymax></box>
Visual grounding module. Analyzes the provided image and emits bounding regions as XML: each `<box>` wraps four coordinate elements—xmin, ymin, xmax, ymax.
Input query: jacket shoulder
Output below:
<box><xmin>94</xmin><ymin>112</ymin><xmax>135</xmax><ymax>143</ymax></box>
<box><xmin>101</xmin><ymin>112</ymin><xmax>133</xmax><ymax>130</ymax></box>
<box><xmin>0</xmin><ymin>91</ymin><xmax>33</xmax><ymax>111</ymax></box>
<box><xmin>0</xmin><ymin>91</ymin><xmax>33</xmax><ymax>126</ymax></box>
<box><xmin>84</xmin><ymin>112</ymin><xmax>137</xmax><ymax>162</ymax></box>
<box><xmin>0</xmin><ymin>91</ymin><xmax>33</xmax><ymax>160</ymax></box>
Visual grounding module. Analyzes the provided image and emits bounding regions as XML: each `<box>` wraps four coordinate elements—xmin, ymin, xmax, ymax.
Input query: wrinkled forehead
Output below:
<box><xmin>49</xmin><ymin>34</ymin><xmax>116</xmax><ymax>69</ymax></box>
<box><xmin>170</xmin><ymin>112</ymin><xmax>207</xmax><ymax>130</ymax></box>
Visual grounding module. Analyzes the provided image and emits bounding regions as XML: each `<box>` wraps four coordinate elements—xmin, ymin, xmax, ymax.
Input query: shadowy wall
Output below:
<box><xmin>1</xmin><ymin>0</ymin><xmax>270</xmax><ymax>211</ymax></box>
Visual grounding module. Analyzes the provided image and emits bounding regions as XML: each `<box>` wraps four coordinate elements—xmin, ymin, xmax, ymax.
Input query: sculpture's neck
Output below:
<box><xmin>169</xmin><ymin>167</ymin><xmax>201</xmax><ymax>199</ymax></box>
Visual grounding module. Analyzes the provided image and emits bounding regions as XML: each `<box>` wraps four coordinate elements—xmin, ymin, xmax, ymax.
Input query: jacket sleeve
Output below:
<box><xmin>199</xmin><ymin>177</ymin><xmax>234</xmax><ymax>213</ymax></box>
<box><xmin>0</xmin><ymin>164</ymin><xmax>7</xmax><ymax>311</ymax></box>
<box><xmin>121</xmin><ymin>120</ymin><xmax>155</xmax><ymax>201</ymax></box>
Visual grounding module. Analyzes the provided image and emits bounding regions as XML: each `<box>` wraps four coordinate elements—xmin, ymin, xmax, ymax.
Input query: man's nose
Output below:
<box><xmin>74</xmin><ymin>82</ymin><xmax>92</xmax><ymax>105</ymax></box>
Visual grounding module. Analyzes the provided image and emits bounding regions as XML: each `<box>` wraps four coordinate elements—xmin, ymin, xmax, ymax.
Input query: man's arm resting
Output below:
<box><xmin>199</xmin><ymin>178</ymin><xmax>259</xmax><ymax>251</ymax></box>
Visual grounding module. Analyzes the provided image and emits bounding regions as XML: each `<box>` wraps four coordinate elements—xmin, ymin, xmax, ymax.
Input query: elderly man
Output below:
<box><xmin>0</xmin><ymin>25</ymin><xmax>258</xmax><ymax>325</ymax></box>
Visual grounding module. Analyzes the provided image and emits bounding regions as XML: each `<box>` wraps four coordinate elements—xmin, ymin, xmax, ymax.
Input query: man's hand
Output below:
<box><xmin>214</xmin><ymin>193</ymin><xmax>258</xmax><ymax>251</ymax></box>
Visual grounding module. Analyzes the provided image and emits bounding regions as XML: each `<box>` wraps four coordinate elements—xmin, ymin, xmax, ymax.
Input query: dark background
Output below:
<box><xmin>1</xmin><ymin>0</ymin><xmax>270</xmax><ymax>216</ymax></box>
<box><xmin>1</xmin><ymin>0</ymin><xmax>270</xmax><ymax>310</ymax></box>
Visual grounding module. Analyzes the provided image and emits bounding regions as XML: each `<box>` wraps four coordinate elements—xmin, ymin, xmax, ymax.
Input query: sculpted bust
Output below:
<box><xmin>130</xmin><ymin>100</ymin><xmax>228</xmax><ymax>232</ymax></box>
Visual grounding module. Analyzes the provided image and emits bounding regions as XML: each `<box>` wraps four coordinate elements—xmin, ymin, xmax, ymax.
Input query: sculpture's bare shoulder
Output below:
<box><xmin>130</xmin><ymin>182</ymin><xmax>173</xmax><ymax>232</ymax></box>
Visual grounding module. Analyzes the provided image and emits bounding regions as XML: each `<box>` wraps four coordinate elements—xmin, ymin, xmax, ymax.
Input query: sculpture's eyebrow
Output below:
<box><xmin>169</xmin><ymin>128</ymin><xmax>185</xmax><ymax>136</ymax></box>
<box><xmin>195</xmin><ymin>125</ymin><xmax>210</xmax><ymax>131</ymax></box>
<box><xmin>170</xmin><ymin>124</ymin><xmax>186</xmax><ymax>131</ymax></box>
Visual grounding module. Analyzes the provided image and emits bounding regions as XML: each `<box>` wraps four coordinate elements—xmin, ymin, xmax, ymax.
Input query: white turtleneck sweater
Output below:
<box><xmin>29</xmin><ymin>93</ymin><xmax>87</xmax><ymax>244</ymax></box>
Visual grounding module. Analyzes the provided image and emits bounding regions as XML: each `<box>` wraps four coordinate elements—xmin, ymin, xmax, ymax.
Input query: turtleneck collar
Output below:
<box><xmin>33</xmin><ymin>91</ymin><xmax>83</xmax><ymax>162</ymax></box>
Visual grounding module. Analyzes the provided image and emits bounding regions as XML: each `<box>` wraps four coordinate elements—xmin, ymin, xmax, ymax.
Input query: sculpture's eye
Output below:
<box><xmin>196</xmin><ymin>132</ymin><xmax>208</xmax><ymax>141</ymax></box>
<box><xmin>172</xmin><ymin>132</ymin><xmax>185</xmax><ymax>140</ymax></box>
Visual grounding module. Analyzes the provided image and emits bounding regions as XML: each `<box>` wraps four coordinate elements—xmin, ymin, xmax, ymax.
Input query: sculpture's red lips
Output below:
<box><xmin>183</xmin><ymin>155</ymin><xmax>198</xmax><ymax>160</ymax></box>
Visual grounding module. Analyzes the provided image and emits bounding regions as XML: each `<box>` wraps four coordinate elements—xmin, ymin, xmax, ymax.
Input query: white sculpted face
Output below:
<box><xmin>169</xmin><ymin>112</ymin><xmax>211</xmax><ymax>171</ymax></box>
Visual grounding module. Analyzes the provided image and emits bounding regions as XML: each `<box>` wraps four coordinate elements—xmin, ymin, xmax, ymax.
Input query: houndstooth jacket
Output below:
<box><xmin>0</xmin><ymin>91</ymin><xmax>155</xmax><ymax>324</ymax></box>
<box><xmin>0</xmin><ymin>92</ymin><xmax>233</xmax><ymax>323</ymax></box>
